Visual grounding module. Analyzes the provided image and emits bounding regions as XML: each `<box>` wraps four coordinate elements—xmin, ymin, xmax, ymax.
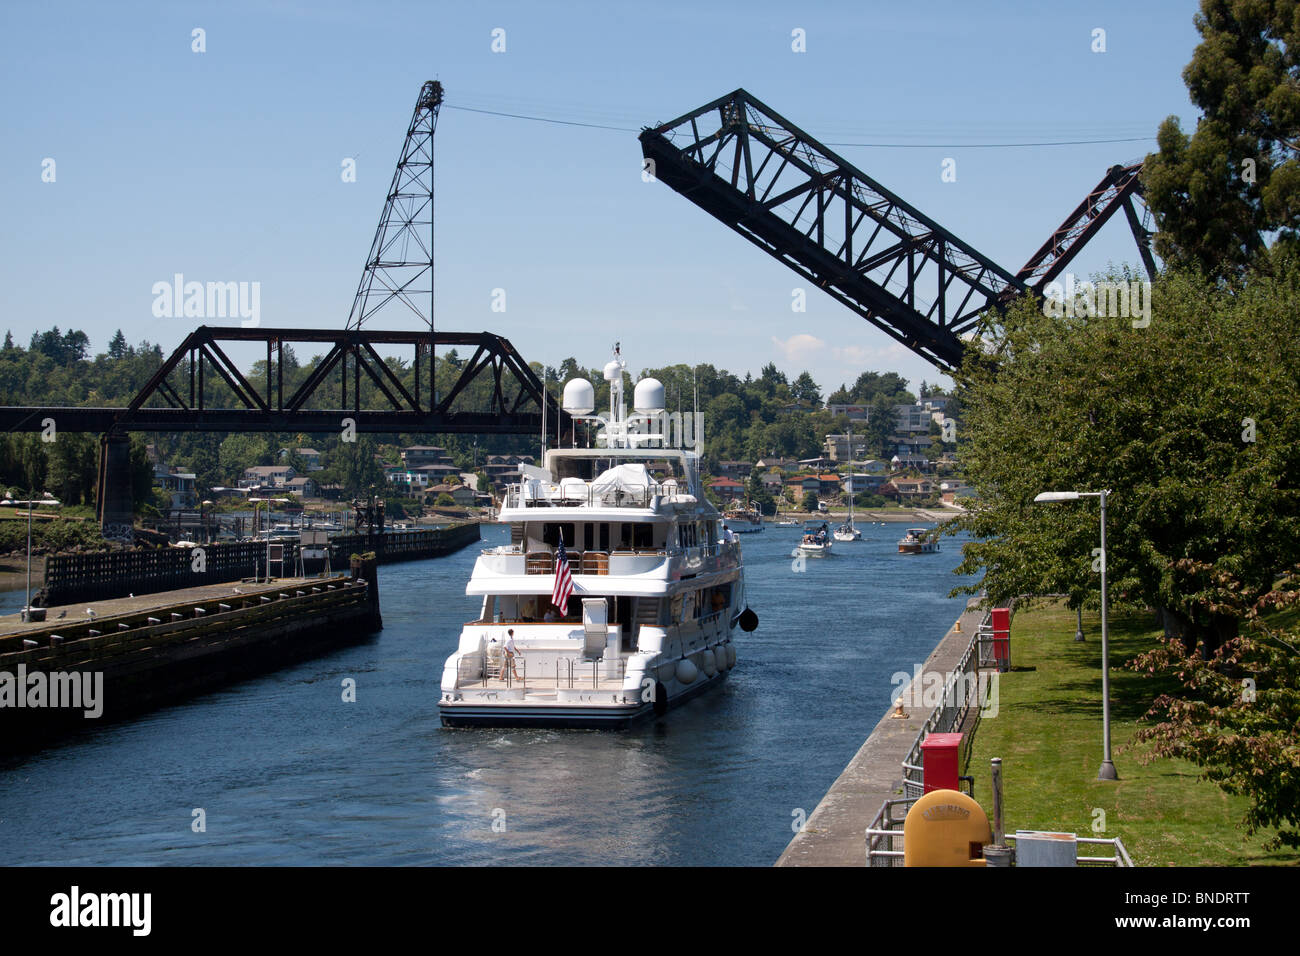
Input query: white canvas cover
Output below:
<box><xmin>591</xmin><ymin>463</ymin><xmax>652</xmax><ymax>500</ymax></box>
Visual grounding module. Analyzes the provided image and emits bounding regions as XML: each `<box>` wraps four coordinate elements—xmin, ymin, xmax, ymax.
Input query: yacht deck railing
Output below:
<box><xmin>456</xmin><ymin>652</ymin><xmax>627</xmax><ymax>690</ymax></box>
<box><xmin>502</xmin><ymin>481</ymin><xmax>692</xmax><ymax>510</ymax></box>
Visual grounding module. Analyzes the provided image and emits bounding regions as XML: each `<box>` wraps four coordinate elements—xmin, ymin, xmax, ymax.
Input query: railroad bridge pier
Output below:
<box><xmin>96</xmin><ymin>433</ymin><xmax>135</xmax><ymax>539</ymax></box>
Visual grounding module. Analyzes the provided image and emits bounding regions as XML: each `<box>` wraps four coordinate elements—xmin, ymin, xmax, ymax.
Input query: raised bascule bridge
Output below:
<box><xmin>638</xmin><ymin>88</ymin><xmax>1156</xmax><ymax>371</ymax></box>
<box><xmin>0</xmin><ymin>81</ymin><xmax>568</xmax><ymax>536</ymax></box>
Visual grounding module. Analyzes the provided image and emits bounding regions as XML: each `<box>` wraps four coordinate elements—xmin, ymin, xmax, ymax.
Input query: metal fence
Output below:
<box><xmin>865</xmin><ymin>797</ymin><xmax>1134</xmax><ymax>867</ymax></box>
<box><xmin>870</xmin><ymin>598</ymin><xmax>1134</xmax><ymax>868</ymax></box>
<box><xmin>505</xmin><ymin>481</ymin><xmax>680</xmax><ymax>509</ymax></box>
<box><xmin>1005</xmin><ymin>834</ymin><xmax>1134</xmax><ymax>867</ymax></box>
<box><xmin>455</xmin><ymin>652</ymin><xmax>627</xmax><ymax>690</ymax></box>
<box><xmin>900</xmin><ymin>611</ymin><xmax>990</xmax><ymax>799</ymax></box>
<box><xmin>865</xmin><ymin>797</ymin><xmax>916</xmax><ymax>867</ymax></box>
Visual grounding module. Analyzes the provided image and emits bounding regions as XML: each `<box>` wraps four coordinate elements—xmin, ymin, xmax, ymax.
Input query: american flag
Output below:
<box><xmin>552</xmin><ymin>538</ymin><xmax>574</xmax><ymax>612</ymax></box>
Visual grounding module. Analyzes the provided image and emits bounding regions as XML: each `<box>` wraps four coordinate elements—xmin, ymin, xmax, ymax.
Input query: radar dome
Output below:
<box><xmin>562</xmin><ymin>378</ymin><xmax>595</xmax><ymax>416</ymax></box>
<box><xmin>633</xmin><ymin>377</ymin><xmax>665</xmax><ymax>414</ymax></box>
<box><xmin>603</xmin><ymin>360</ymin><xmax>624</xmax><ymax>382</ymax></box>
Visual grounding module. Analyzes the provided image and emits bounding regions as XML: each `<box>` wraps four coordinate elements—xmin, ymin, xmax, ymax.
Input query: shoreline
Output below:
<box><xmin>0</xmin><ymin>555</ymin><xmax>47</xmax><ymax>594</ymax></box>
<box><xmin>770</xmin><ymin>509</ymin><xmax>962</xmax><ymax>523</ymax></box>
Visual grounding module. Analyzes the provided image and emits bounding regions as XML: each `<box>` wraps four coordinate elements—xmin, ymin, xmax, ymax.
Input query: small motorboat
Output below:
<box><xmin>797</xmin><ymin>524</ymin><xmax>833</xmax><ymax>556</ymax></box>
<box><xmin>897</xmin><ymin>527</ymin><xmax>940</xmax><ymax>554</ymax></box>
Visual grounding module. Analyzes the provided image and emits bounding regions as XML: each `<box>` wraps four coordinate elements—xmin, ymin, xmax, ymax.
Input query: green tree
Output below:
<box><xmin>745</xmin><ymin>470</ymin><xmax>776</xmax><ymax>515</ymax></box>
<box><xmin>862</xmin><ymin>394</ymin><xmax>897</xmax><ymax>459</ymax></box>
<box><xmin>950</xmin><ymin>260</ymin><xmax>1300</xmax><ymax>657</ymax></box>
<box><xmin>1132</xmin><ymin>575</ymin><xmax>1300</xmax><ymax>849</ymax></box>
<box><xmin>801</xmin><ymin>491</ymin><xmax>818</xmax><ymax>512</ymax></box>
<box><xmin>129</xmin><ymin>435</ymin><xmax>157</xmax><ymax>513</ymax></box>
<box><xmin>336</xmin><ymin>437</ymin><xmax>385</xmax><ymax>497</ymax></box>
<box><xmin>790</xmin><ymin>371</ymin><xmax>821</xmax><ymax>407</ymax></box>
<box><xmin>849</xmin><ymin>370</ymin><xmax>913</xmax><ymax>405</ymax></box>
<box><xmin>218</xmin><ymin>434</ymin><xmax>272</xmax><ymax>483</ymax></box>
<box><xmin>45</xmin><ymin>433</ymin><xmax>97</xmax><ymax>506</ymax></box>
<box><xmin>1142</xmin><ymin>0</ymin><xmax>1300</xmax><ymax>279</ymax></box>
<box><xmin>107</xmin><ymin>329</ymin><xmax>129</xmax><ymax>359</ymax></box>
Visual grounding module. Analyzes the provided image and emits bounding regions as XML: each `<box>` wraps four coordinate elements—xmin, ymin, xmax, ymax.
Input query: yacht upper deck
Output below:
<box><xmin>499</xmin><ymin>447</ymin><xmax>707</xmax><ymax>517</ymax></box>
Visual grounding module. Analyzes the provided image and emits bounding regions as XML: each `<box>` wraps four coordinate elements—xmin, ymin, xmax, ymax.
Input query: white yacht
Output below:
<box><xmin>439</xmin><ymin>348</ymin><xmax>757</xmax><ymax>728</ymax></box>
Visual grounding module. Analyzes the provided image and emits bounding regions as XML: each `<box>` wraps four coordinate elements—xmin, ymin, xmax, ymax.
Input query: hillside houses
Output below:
<box><xmin>240</xmin><ymin>464</ymin><xmax>297</xmax><ymax>489</ymax></box>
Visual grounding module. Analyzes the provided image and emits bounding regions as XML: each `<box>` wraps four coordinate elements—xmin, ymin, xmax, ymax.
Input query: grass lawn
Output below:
<box><xmin>967</xmin><ymin>599</ymin><xmax>1299</xmax><ymax>866</ymax></box>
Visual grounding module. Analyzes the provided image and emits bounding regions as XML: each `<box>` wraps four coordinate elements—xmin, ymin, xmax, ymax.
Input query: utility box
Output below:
<box><xmin>991</xmin><ymin>607</ymin><xmax>1011</xmax><ymax>672</ymax></box>
<box><xmin>1015</xmin><ymin>830</ymin><xmax>1077</xmax><ymax>866</ymax></box>
<box><xmin>920</xmin><ymin>732</ymin><xmax>964</xmax><ymax>793</ymax></box>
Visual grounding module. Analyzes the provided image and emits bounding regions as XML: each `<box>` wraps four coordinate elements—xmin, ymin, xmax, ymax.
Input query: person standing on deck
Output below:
<box><xmin>503</xmin><ymin>628</ymin><xmax>521</xmax><ymax>681</ymax></box>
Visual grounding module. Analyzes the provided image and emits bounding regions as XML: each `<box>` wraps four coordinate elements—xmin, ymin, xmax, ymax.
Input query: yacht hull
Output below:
<box><xmin>439</xmin><ymin>667</ymin><xmax>729</xmax><ymax>728</ymax></box>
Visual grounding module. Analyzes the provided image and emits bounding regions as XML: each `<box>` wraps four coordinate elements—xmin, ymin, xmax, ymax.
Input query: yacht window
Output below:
<box><xmin>599</xmin><ymin>523</ymin><xmax>610</xmax><ymax>551</ymax></box>
<box><xmin>682</xmin><ymin>590</ymin><xmax>697</xmax><ymax>620</ymax></box>
<box><xmin>583</xmin><ymin>523</ymin><xmax>594</xmax><ymax>551</ymax></box>
<box><xmin>553</xmin><ymin>457</ymin><xmax>596</xmax><ymax>481</ymax></box>
<box><xmin>633</xmin><ymin>524</ymin><xmax>653</xmax><ymax>549</ymax></box>
<box><xmin>542</xmin><ymin>523</ymin><xmax>575</xmax><ymax>547</ymax></box>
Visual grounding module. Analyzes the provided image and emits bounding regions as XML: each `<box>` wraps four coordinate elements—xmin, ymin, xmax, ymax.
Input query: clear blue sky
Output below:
<box><xmin>1</xmin><ymin>0</ymin><xmax>1201</xmax><ymax>396</ymax></box>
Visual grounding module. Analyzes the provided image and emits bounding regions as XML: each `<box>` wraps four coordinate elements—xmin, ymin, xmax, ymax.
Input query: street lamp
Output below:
<box><xmin>4</xmin><ymin>492</ymin><xmax>61</xmax><ymax>622</ymax></box>
<box><xmin>1034</xmin><ymin>489</ymin><xmax>1117</xmax><ymax>780</ymax></box>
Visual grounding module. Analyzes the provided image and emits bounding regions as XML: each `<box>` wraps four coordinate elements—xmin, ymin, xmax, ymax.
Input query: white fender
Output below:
<box><xmin>676</xmin><ymin>659</ymin><xmax>699</xmax><ymax>684</ymax></box>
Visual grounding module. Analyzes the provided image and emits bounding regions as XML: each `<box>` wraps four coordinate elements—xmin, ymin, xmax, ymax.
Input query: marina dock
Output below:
<box><xmin>38</xmin><ymin>521</ymin><xmax>480</xmax><ymax>607</ymax></box>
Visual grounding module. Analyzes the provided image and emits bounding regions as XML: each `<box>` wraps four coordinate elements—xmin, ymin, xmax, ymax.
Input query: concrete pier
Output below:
<box><xmin>0</xmin><ymin>571</ymin><xmax>380</xmax><ymax>752</ymax></box>
<box><xmin>775</xmin><ymin>596</ymin><xmax>985</xmax><ymax>867</ymax></box>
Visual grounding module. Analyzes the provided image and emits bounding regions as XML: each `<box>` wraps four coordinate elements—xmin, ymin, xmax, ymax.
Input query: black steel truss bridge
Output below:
<box><xmin>640</xmin><ymin>89</ymin><xmax>1156</xmax><ymax>370</ymax></box>
<box><xmin>0</xmin><ymin>326</ymin><xmax>560</xmax><ymax>436</ymax></box>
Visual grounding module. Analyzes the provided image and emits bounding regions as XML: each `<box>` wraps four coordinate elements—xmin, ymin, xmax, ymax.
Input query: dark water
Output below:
<box><xmin>0</xmin><ymin>522</ymin><xmax>974</xmax><ymax>866</ymax></box>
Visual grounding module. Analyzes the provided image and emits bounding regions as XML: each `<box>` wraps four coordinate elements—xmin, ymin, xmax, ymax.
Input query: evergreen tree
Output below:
<box><xmin>1143</xmin><ymin>0</ymin><xmax>1300</xmax><ymax>278</ymax></box>
<box><xmin>107</xmin><ymin>329</ymin><xmax>129</xmax><ymax>359</ymax></box>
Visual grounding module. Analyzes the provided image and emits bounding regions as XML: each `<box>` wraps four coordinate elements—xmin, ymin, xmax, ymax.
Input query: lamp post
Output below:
<box><xmin>1034</xmin><ymin>489</ymin><xmax>1117</xmax><ymax>781</ymax></box>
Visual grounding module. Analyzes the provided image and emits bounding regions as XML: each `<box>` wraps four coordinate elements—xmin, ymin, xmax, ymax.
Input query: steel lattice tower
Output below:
<box><xmin>346</xmin><ymin>80</ymin><xmax>444</xmax><ymax>332</ymax></box>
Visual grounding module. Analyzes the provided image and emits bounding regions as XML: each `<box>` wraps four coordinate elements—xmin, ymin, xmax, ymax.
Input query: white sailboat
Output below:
<box><xmin>834</xmin><ymin>431</ymin><xmax>861</xmax><ymax>542</ymax></box>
